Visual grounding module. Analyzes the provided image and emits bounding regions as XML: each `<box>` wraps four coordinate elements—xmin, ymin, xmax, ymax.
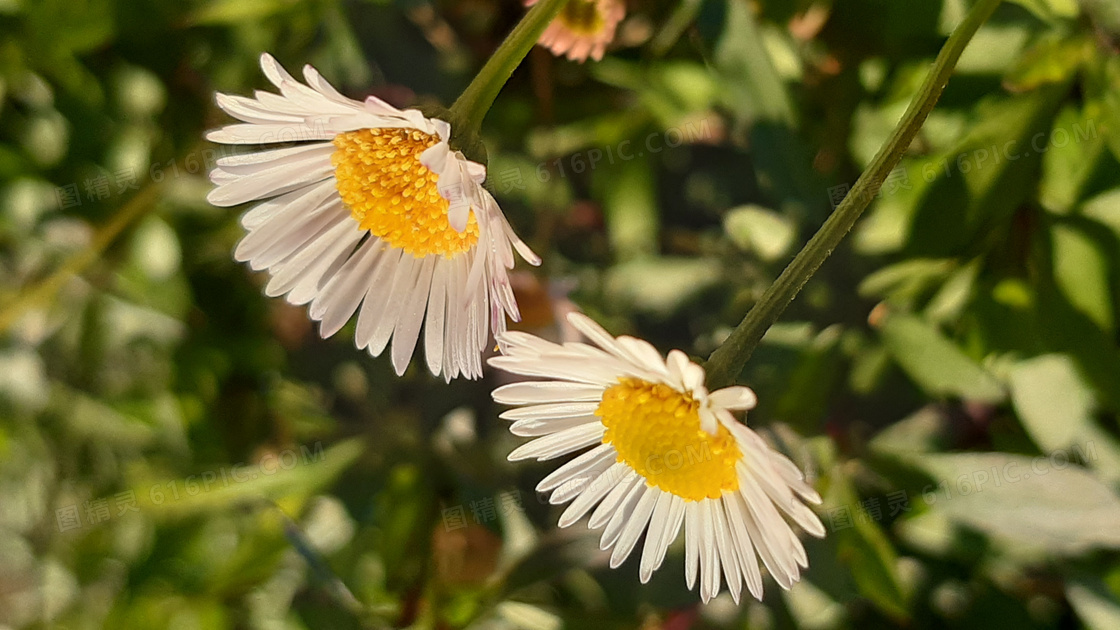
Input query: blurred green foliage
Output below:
<box><xmin>2</xmin><ymin>0</ymin><xmax>1120</xmax><ymax>628</ymax></box>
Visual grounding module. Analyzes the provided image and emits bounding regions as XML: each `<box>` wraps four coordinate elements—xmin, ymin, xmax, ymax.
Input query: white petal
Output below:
<box><xmin>566</xmin><ymin>313</ymin><xmax>628</xmax><ymax>357</ymax></box>
<box><xmin>281</xmin><ymin>223</ymin><xmax>364</xmax><ymax>305</ymax></box>
<box><xmin>354</xmin><ymin>245</ymin><xmax>403</xmax><ymax>349</ymax></box>
<box><xmin>666</xmin><ymin>350</ymin><xmax>691</xmax><ymax>390</ymax></box>
<box><xmin>739</xmin><ymin>459</ymin><xmax>826</xmax><ymax>537</ymax></box>
<box><xmin>709</xmin><ymin>386</ymin><xmax>758</xmax><ymax>411</ymax></box>
<box><xmin>588</xmin><ymin>470</ymin><xmax>640</xmax><ymax>529</ymax></box>
<box><xmin>237</xmin><ymin>197</ymin><xmax>344</xmax><ymax>269</ymax></box>
<box><xmin>206</xmin><ymin>122</ymin><xmax>337</xmax><ymax>145</ymax></box>
<box><xmin>367</xmin><ymin>254</ymin><xmax>420</xmax><ymax>357</ymax></box>
<box><xmin>558</xmin><ymin>461</ymin><xmax>630</xmax><ymax>528</ymax></box>
<box><xmin>537</xmin><ymin>443</ymin><xmax>615</xmax><ymax>493</ymax></box>
<box><xmin>216</xmin><ymin>142</ymin><xmax>332</xmax><ymax>173</ymax></box>
<box><xmin>711</xmin><ymin>498</ymin><xmax>743</xmax><ymax>604</ymax></box>
<box><xmin>310</xmin><ymin>237</ymin><xmax>382</xmax><ymax>337</ymax></box>
<box><xmin>610</xmin><ymin>487</ymin><xmax>659</xmax><ymax>569</ymax></box>
<box><xmin>737</xmin><ymin>476</ymin><xmax>799</xmax><ymax>589</ymax></box>
<box><xmin>390</xmin><ymin>256</ymin><xmax>436</xmax><ymax>376</ymax></box>
<box><xmin>499</xmin><ymin>402</ymin><xmax>601</xmax><ymax>422</ymax></box>
<box><xmin>600</xmin><ymin>481</ymin><xmax>648</xmax><ymax>551</ymax></box>
<box><xmin>699</xmin><ymin>407</ymin><xmax>718</xmax><ymax>436</ymax></box>
<box><xmin>724</xmin><ymin>492</ymin><xmax>764</xmax><ymax>601</ymax></box>
<box><xmin>548</xmin><ymin>453</ymin><xmax>616</xmax><ymax>504</ymax></box>
<box><xmin>209</xmin><ymin>157</ymin><xmax>334</xmax><ymax>207</ymax></box>
<box><xmin>301</xmin><ymin>64</ymin><xmax>357</xmax><ymax>106</ymax></box>
<box><xmin>653</xmin><ymin>495</ymin><xmax>685</xmax><ymax>571</ymax></box>
<box><xmin>257</xmin><ymin>210</ymin><xmax>352</xmax><ymax>295</ymax></box>
<box><xmin>214</xmin><ymin>92</ymin><xmax>304</xmax><ymax>124</ymax></box>
<box><xmin>507</xmin><ymin>423</ymin><xmax>606</xmax><ymax>462</ymax></box>
<box><xmin>639</xmin><ymin>491</ymin><xmax>675</xmax><ymax>582</ymax></box>
<box><xmin>423</xmin><ymin>263</ymin><xmax>448</xmax><ymax>376</ymax></box>
<box><xmin>685</xmin><ymin>502</ymin><xmax>700</xmax><ymax>590</ymax></box>
<box><xmin>698</xmin><ymin>500</ymin><xmax>721</xmax><ymax>604</ymax></box>
<box><xmin>491</xmin><ymin>381</ymin><xmax>606</xmax><ymax>405</ymax></box>
<box><xmin>509</xmin><ymin>415</ymin><xmax>599</xmax><ymax>438</ymax></box>
<box><xmin>239</xmin><ymin>179</ymin><xmax>336</xmax><ymax>230</ymax></box>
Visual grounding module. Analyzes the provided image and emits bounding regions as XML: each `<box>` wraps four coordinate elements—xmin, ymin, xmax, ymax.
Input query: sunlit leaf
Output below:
<box><xmin>880</xmin><ymin>312</ymin><xmax>1006</xmax><ymax>403</ymax></box>
<box><xmin>902</xmin><ymin>452</ymin><xmax>1120</xmax><ymax>555</ymax></box>
<box><xmin>1068</xmin><ymin>577</ymin><xmax>1120</xmax><ymax>630</ymax></box>
<box><xmin>1004</xmin><ymin>33</ymin><xmax>1091</xmax><ymax>92</ymax></box>
<box><xmin>1052</xmin><ymin>222</ymin><xmax>1114</xmax><ymax>332</ymax></box>
<box><xmin>907</xmin><ymin>85</ymin><xmax>1067</xmax><ymax>256</ymax></box>
<box><xmin>723</xmin><ymin>204</ymin><xmax>795</xmax><ymax>261</ymax></box>
<box><xmin>1009</xmin><ymin>354</ymin><xmax>1120</xmax><ymax>483</ymax></box>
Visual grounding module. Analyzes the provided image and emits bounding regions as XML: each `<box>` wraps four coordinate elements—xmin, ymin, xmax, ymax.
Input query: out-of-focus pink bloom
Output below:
<box><xmin>526</xmin><ymin>0</ymin><xmax>626</xmax><ymax>62</ymax></box>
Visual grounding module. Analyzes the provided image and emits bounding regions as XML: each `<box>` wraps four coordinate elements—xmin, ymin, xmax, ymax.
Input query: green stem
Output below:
<box><xmin>448</xmin><ymin>0</ymin><xmax>570</xmax><ymax>137</ymax></box>
<box><xmin>703</xmin><ymin>0</ymin><xmax>1004</xmax><ymax>390</ymax></box>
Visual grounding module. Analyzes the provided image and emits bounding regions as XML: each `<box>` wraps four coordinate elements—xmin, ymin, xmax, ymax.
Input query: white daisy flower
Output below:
<box><xmin>206</xmin><ymin>53</ymin><xmax>540</xmax><ymax>380</ymax></box>
<box><xmin>488</xmin><ymin>313</ymin><xmax>825</xmax><ymax>603</ymax></box>
<box><xmin>526</xmin><ymin>0</ymin><xmax>625</xmax><ymax>63</ymax></box>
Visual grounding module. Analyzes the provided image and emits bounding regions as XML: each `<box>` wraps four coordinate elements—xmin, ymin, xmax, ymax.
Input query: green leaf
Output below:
<box><xmin>1005</xmin><ymin>0</ymin><xmax>1080</xmax><ymax>21</ymax></box>
<box><xmin>494</xmin><ymin>602</ymin><xmax>563</xmax><ymax>630</ymax></box>
<box><xmin>590</xmin><ymin>60</ymin><xmax>717</xmax><ymax>130</ymax></box>
<box><xmin>595</xmin><ymin>156</ymin><xmax>658</xmax><ymax>261</ymax></box>
<box><xmin>1040</xmin><ymin>105</ymin><xmax>1109</xmax><ymax>213</ymax></box>
<box><xmin>782</xmin><ymin>579</ymin><xmax>847</xmax><ymax>629</ymax></box>
<box><xmin>774</xmin><ymin>325</ymin><xmax>845</xmax><ymax>432</ymax></box>
<box><xmin>1052</xmin><ymin>222</ymin><xmax>1114</xmax><ymax>332</ymax></box>
<box><xmin>826</xmin><ymin>464</ymin><xmax>910</xmax><ymax>620</ymax></box>
<box><xmin>894</xmin><ymin>511</ymin><xmax>963</xmax><ymax>558</ymax></box>
<box><xmin>1081</xmin><ymin>189</ymin><xmax>1120</xmax><ymax>238</ymax></box>
<box><xmin>1085</xmin><ymin>55</ymin><xmax>1120</xmax><ymax>171</ymax></box>
<box><xmin>723</xmin><ymin>204</ymin><xmax>796</xmax><ymax>261</ymax></box>
<box><xmin>853</xmin><ymin>159</ymin><xmax>934</xmax><ymax>255</ymax></box>
<box><xmin>1081</xmin><ymin>0</ymin><xmax>1120</xmax><ymax>38</ymax></box>
<box><xmin>907</xmin><ymin>85</ymin><xmax>1067</xmax><ymax>256</ymax></box>
<box><xmin>1010</xmin><ymin>354</ymin><xmax>1095</xmax><ymax>450</ymax></box>
<box><xmin>708</xmin><ymin>0</ymin><xmax>823</xmax><ymax>217</ymax></box>
<box><xmin>858</xmin><ymin>258</ymin><xmax>956</xmax><ymax>303</ymax></box>
<box><xmin>1004</xmin><ymin>33</ymin><xmax>1091</xmax><ymax>92</ymax></box>
<box><xmin>879</xmin><ymin>312</ymin><xmax>1006</xmax><ymax>403</ymax></box>
<box><xmin>870</xmin><ymin>406</ymin><xmax>954</xmax><ymax>455</ymax></box>
<box><xmin>604</xmin><ymin>257</ymin><xmax>721</xmax><ymax>315</ymax></box>
<box><xmin>956</xmin><ymin>23</ymin><xmax>1033</xmax><ymax>75</ymax></box>
<box><xmin>903</xmin><ymin>452</ymin><xmax>1120</xmax><ymax>555</ymax></box>
<box><xmin>27</xmin><ymin>0</ymin><xmax>115</xmax><ymax>55</ymax></box>
<box><xmin>1067</xmin><ymin>577</ymin><xmax>1120</xmax><ymax>630</ymax></box>
<box><xmin>133</xmin><ymin>439</ymin><xmax>364</xmax><ymax>520</ymax></box>
<box><xmin>710</xmin><ymin>0</ymin><xmax>794</xmax><ymax>128</ymax></box>
<box><xmin>1037</xmin><ymin>282</ymin><xmax>1120</xmax><ymax>413</ymax></box>
<box><xmin>925</xmin><ymin>258</ymin><xmax>981</xmax><ymax>324</ymax></box>
<box><xmin>188</xmin><ymin>0</ymin><xmax>293</xmax><ymax>25</ymax></box>
<box><xmin>1009</xmin><ymin>354</ymin><xmax>1120</xmax><ymax>483</ymax></box>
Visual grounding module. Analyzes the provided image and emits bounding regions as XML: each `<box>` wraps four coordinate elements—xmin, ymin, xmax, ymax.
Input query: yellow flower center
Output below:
<box><xmin>331</xmin><ymin>128</ymin><xmax>479</xmax><ymax>258</ymax></box>
<box><xmin>560</xmin><ymin>0</ymin><xmax>605</xmax><ymax>35</ymax></box>
<box><xmin>598</xmin><ymin>378</ymin><xmax>742</xmax><ymax>501</ymax></box>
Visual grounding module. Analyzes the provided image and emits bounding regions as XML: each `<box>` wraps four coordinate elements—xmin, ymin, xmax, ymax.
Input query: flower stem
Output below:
<box><xmin>449</xmin><ymin>0</ymin><xmax>569</xmax><ymax>138</ymax></box>
<box><xmin>703</xmin><ymin>0</ymin><xmax>1004</xmax><ymax>390</ymax></box>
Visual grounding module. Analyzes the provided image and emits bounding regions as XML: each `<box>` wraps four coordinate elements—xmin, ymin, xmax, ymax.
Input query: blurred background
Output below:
<box><xmin>2</xmin><ymin>0</ymin><xmax>1120</xmax><ymax>627</ymax></box>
